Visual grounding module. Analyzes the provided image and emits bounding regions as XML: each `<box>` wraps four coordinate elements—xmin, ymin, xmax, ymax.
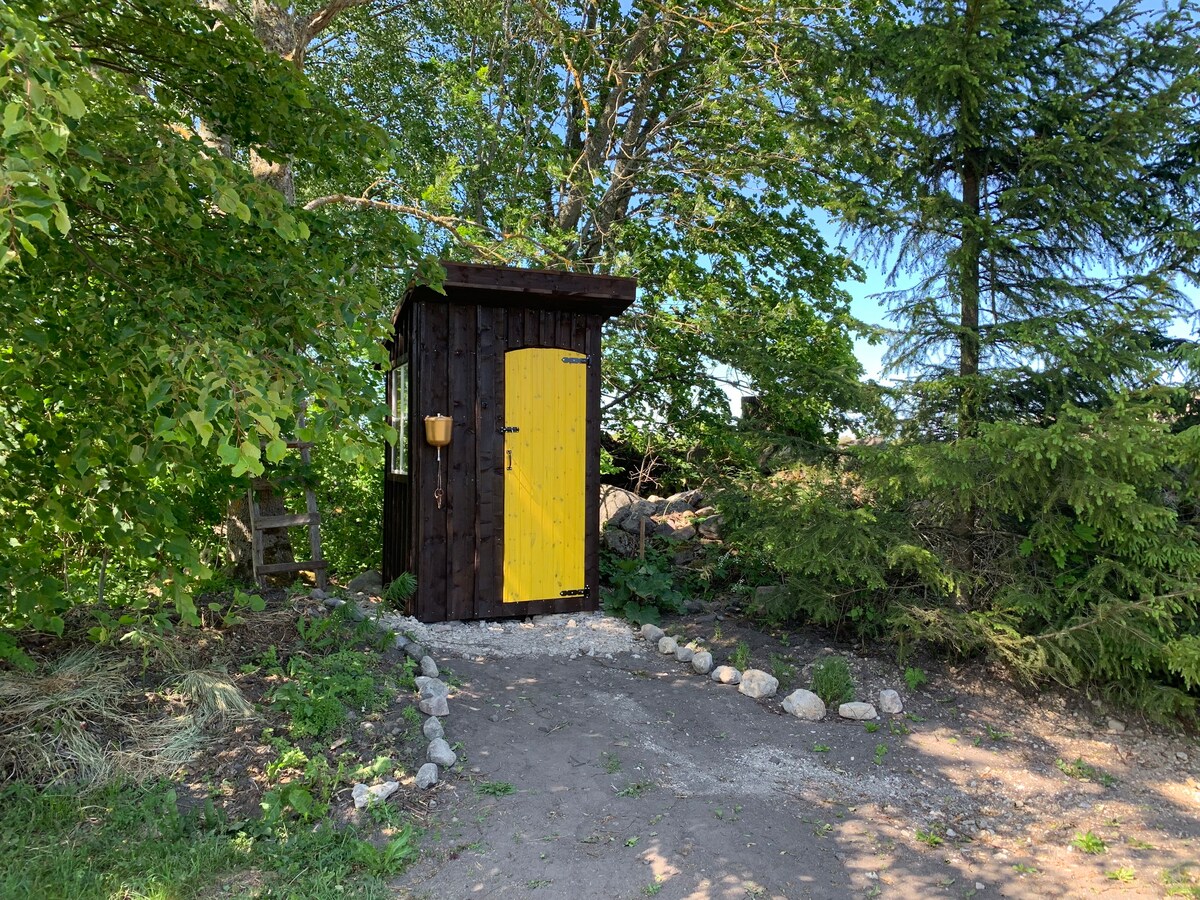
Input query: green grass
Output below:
<box><xmin>1106</xmin><ymin>867</ymin><xmax>1136</xmax><ymax>883</ymax></box>
<box><xmin>600</xmin><ymin>751</ymin><xmax>622</xmax><ymax>774</ymax></box>
<box><xmin>0</xmin><ymin>781</ymin><xmax>416</xmax><ymax>899</ymax></box>
<box><xmin>730</xmin><ymin>640</ymin><xmax>751</xmax><ymax>671</ymax></box>
<box><xmin>474</xmin><ymin>781</ymin><xmax>515</xmax><ymax>797</ymax></box>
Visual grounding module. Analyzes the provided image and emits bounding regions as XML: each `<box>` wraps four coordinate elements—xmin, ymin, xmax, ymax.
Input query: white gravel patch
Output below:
<box><xmin>375</xmin><ymin>611</ymin><xmax>636</xmax><ymax>659</ymax></box>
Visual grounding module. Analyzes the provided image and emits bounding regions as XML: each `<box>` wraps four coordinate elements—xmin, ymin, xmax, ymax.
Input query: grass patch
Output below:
<box><xmin>1056</xmin><ymin>757</ymin><xmax>1116</xmax><ymax>787</ymax></box>
<box><xmin>0</xmin><ymin>780</ymin><xmax>416</xmax><ymax>899</ymax></box>
<box><xmin>810</xmin><ymin>657</ymin><xmax>855</xmax><ymax>706</ymax></box>
<box><xmin>475</xmin><ymin>781</ymin><xmax>515</xmax><ymax>797</ymax></box>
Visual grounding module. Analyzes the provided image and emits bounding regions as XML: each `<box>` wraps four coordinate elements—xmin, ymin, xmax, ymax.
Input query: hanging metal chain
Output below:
<box><xmin>434</xmin><ymin>447</ymin><xmax>445</xmax><ymax>509</ymax></box>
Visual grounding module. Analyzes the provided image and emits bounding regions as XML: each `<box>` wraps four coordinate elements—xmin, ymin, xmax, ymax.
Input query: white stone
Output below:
<box><xmin>422</xmin><ymin>717</ymin><xmax>444</xmax><ymax>740</ymax></box>
<box><xmin>738</xmin><ymin>669</ymin><xmax>779</xmax><ymax>699</ymax></box>
<box><xmin>415</xmin><ymin>763</ymin><xmax>439</xmax><ymax>789</ymax></box>
<box><xmin>420</xmin><ymin>656</ymin><xmax>439</xmax><ymax>678</ymax></box>
<box><xmin>427</xmin><ymin>737</ymin><xmax>457</xmax><ymax>767</ymax></box>
<box><xmin>711</xmin><ymin>665</ymin><xmax>741</xmax><ymax>685</ymax></box>
<box><xmin>673</xmin><ymin>645</ymin><xmax>694</xmax><ymax>663</ymax></box>
<box><xmin>658</xmin><ymin>636</ymin><xmax>678</xmax><ymax>655</ymax></box>
<box><xmin>878</xmin><ymin>689</ymin><xmax>903</xmax><ymax>714</ymax></box>
<box><xmin>782</xmin><ymin>689</ymin><xmax>826</xmax><ymax>721</ymax></box>
<box><xmin>691</xmin><ymin>651</ymin><xmax>713</xmax><ymax>674</ymax></box>
<box><xmin>640</xmin><ymin>623</ymin><xmax>665</xmax><ymax>643</ymax></box>
<box><xmin>838</xmin><ymin>701</ymin><xmax>878</xmax><ymax>720</ymax></box>
<box><xmin>352</xmin><ymin>780</ymin><xmax>400</xmax><ymax>809</ymax></box>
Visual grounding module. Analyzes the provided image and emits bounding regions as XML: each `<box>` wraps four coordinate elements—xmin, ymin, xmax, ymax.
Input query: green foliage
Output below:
<box><xmin>1071</xmin><ymin>831</ymin><xmax>1107</xmax><ymax>855</ymax></box>
<box><xmin>769</xmin><ymin>653</ymin><xmax>795</xmax><ymax>687</ymax></box>
<box><xmin>730</xmin><ymin>640</ymin><xmax>751</xmax><ymax>671</ymax></box>
<box><xmin>274</xmin><ymin>649</ymin><xmax>381</xmax><ymax>739</ymax></box>
<box><xmin>384</xmin><ymin>573</ymin><xmax>418</xmax><ymax>609</ymax></box>
<box><xmin>903</xmin><ymin>667</ymin><xmax>928</xmax><ymax>692</ymax></box>
<box><xmin>600</xmin><ymin>547</ymin><xmax>685</xmax><ymax>626</ymax></box>
<box><xmin>732</xmin><ymin>398</ymin><xmax>1200</xmax><ymax>719</ymax></box>
<box><xmin>0</xmin><ymin>780</ymin><xmax>414</xmax><ymax>899</ymax></box>
<box><xmin>810</xmin><ymin>657</ymin><xmax>856</xmax><ymax>707</ymax></box>
<box><xmin>1056</xmin><ymin>758</ymin><xmax>1116</xmax><ymax>788</ymax></box>
<box><xmin>0</xmin><ymin>1</ymin><xmax>420</xmax><ymax>641</ymax></box>
<box><xmin>474</xmin><ymin>781</ymin><xmax>515</xmax><ymax>797</ymax></box>
<box><xmin>307</xmin><ymin>0</ymin><xmax>867</xmax><ymax>457</ymax></box>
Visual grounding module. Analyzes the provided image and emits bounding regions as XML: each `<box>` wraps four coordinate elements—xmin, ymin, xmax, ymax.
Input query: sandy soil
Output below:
<box><xmin>388</xmin><ymin>612</ymin><xmax>1199</xmax><ymax>900</ymax></box>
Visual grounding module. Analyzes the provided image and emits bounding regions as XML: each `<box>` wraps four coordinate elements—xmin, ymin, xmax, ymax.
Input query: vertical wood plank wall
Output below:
<box><xmin>387</xmin><ymin>289</ymin><xmax>604</xmax><ymax>622</ymax></box>
<box><xmin>382</xmin><ymin>307</ymin><xmax>414</xmax><ymax>595</ymax></box>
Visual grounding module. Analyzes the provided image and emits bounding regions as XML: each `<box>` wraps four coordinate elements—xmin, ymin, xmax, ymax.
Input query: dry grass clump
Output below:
<box><xmin>0</xmin><ymin>649</ymin><xmax>253</xmax><ymax>788</ymax></box>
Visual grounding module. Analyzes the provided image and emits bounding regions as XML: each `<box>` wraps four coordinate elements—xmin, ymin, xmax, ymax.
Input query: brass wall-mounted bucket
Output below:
<box><xmin>424</xmin><ymin>414</ymin><xmax>452</xmax><ymax>447</ymax></box>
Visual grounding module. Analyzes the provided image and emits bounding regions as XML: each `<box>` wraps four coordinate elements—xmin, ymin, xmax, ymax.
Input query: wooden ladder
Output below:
<box><xmin>247</xmin><ymin>429</ymin><xmax>328</xmax><ymax>590</ymax></box>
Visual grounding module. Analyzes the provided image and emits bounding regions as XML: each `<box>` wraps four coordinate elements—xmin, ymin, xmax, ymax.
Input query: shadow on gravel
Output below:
<box><xmin>391</xmin><ymin>646</ymin><xmax>1199</xmax><ymax>900</ymax></box>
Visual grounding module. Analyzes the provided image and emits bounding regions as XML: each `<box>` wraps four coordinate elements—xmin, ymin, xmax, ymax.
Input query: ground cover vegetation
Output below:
<box><xmin>1</xmin><ymin>0</ymin><xmax>1199</xmax><ymax>887</ymax></box>
<box><xmin>0</xmin><ymin>596</ymin><xmax>423</xmax><ymax>898</ymax></box>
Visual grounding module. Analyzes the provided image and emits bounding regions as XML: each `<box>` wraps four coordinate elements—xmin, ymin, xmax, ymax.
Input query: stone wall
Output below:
<box><xmin>599</xmin><ymin>485</ymin><xmax>722</xmax><ymax>563</ymax></box>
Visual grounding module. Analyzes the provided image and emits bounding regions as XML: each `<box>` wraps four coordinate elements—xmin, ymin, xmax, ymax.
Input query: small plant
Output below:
<box><xmin>813</xmin><ymin>822</ymin><xmax>833</xmax><ymax>837</ymax></box>
<box><xmin>904</xmin><ymin>667</ymin><xmax>928</xmax><ymax>691</ymax></box>
<box><xmin>769</xmin><ymin>652</ymin><xmax>795</xmax><ymax>686</ymax></box>
<box><xmin>1127</xmin><ymin>838</ymin><xmax>1156</xmax><ymax>850</ymax></box>
<box><xmin>985</xmin><ymin>724</ymin><xmax>1012</xmax><ymax>742</ymax></box>
<box><xmin>873</xmin><ymin>743</ymin><xmax>888</xmax><ymax>765</ymax></box>
<box><xmin>1071</xmin><ymin>831</ymin><xmax>1107</xmax><ymax>854</ymax></box>
<box><xmin>1107</xmin><ymin>867</ymin><xmax>1136</xmax><ymax>883</ymax></box>
<box><xmin>625</xmin><ymin>836</ymin><xmax>639</xmax><ymax>847</ymax></box>
<box><xmin>864</xmin><ymin>722</ymin><xmax>879</xmax><ymax>733</ymax></box>
<box><xmin>1056</xmin><ymin>757</ymin><xmax>1116</xmax><ymax>786</ymax></box>
<box><xmin>1162</xmin><ymin>865</ymin><xmax>1200</xmax><ymax>897</ymax></box>
<box><xmin>616</xmin><ymin>780</ymin><xmax>654</xmax><ymax>798</ymax></box>
<box><xmin>810</xmin><ymin>656</ymin><xmax>855</xmax><ymax>706</ymax></box>
<box><xmin>731</xmin><ymin>640</ymin><xmax>751</xmax><ymax>671</ymax></box>
<box><xmin>916</xmin><ymin>827</ymin><xmax>943</xmax><ymax>848</ymax></box>
<box><xmin>889</xmin><ymin>721</ymin><xmax>910</xmax><ymax>736</ymax></box>
<box><xmin>600</xmin><ymin>751</ymin><xmax>621</xmax><ymax>774</ymax></box>
<box><xmin>600</xmin><ymin>548</ymin><xmax>685</xmax><ymax>625</ymax></box>
<box><xmin>812</xmin><ymin>743</ymin><xmax>831</xmax><ymax>753</ymax></box>
<box><xmin>383</xmin><ymin>572</ymin><xmax>417</xmax><ymax>609</ymax></box>
<box><xmin>475</xmin><ymin>781</ymin><xmax>515</xmax><ymax>797</ymax></box>
<box><xmin>1012</xmin><ymin>863</ymin><xmax>1040</xmax><ymax>876</ymax></box>
<box><xmin>643</xmin><ymin>881</ymin><xmax>664</xmax><ymax>896</ymax></box>
<box><xmin>711</xmin><ymin>624</ymin><xmax>723</xmax><ymax>642</ymax></box>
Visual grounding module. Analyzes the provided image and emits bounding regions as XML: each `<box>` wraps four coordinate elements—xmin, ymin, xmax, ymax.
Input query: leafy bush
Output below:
<box><xmin>810</xmin><ymin>656</ymin><xmax>856</xmax><ymax>706</ymax></box>
<box><xmin>600</xmin><ymin>547</ymin><xmax>685</xmax><ymax>626</ymax></box>
<box><xmin>384</xmin><ymin>573</ymin><xmax>418</xmax><ymax>609</ymax></box>
<box><xmin>729</xmin><ymin>398</ymin><xmax>1200</xmax><ymax>720</ymax></box>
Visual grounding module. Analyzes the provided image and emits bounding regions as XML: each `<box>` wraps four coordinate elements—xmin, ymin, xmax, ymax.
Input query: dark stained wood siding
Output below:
<box><xmin>389</xmin><ymin>269</ymin><xmax>633</xmax><ymax>623</ymax></box>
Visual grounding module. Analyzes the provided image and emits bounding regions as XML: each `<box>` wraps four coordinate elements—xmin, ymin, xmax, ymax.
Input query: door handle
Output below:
<box><xmin>506</xmin><ymin>449</ymin><xmax>512</xmax><ymax>471</ymax></box>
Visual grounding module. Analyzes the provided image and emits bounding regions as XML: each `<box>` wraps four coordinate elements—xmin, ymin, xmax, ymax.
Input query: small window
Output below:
<box><xmin>389</xmin><ymin>360</ymin><xmax>409</xmax><ymax>475</ymax></box>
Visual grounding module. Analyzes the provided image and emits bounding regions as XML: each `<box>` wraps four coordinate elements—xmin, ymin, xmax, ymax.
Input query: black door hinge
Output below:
<box><xmin>501</xmin><ymin>426</ymin><xmax>519</xmax><ymax>433</ymax></box>
<box><xmin>559</xmin><ymin>586</ymin><xmax>590</xmax><ymax>597</ymax></box>
<box><xmin>562</xmin><ymin>356</ymin><xmax>590</xmax><ymax>364</ymax></box>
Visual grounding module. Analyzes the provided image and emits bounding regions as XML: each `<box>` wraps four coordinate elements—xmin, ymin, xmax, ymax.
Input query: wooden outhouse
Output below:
<box><xmin>382</xmin><ymin>263</ymin><xmax>636</xmax><ymax>622</ymax></box>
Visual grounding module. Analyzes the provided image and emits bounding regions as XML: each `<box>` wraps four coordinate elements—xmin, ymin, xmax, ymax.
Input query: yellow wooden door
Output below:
<box><xmin>503</xmin><ymin>348</ymin><xmax>587</xmax><ymax>603</ymax></box>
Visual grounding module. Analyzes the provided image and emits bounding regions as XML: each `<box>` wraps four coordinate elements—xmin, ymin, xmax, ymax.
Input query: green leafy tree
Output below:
<box><xmin>302</xmin><ymin>0</ymin><xmax>868</xmax><ymax>461</ymax></box>
<box><xmin>0</xmin><ymin>1</ymin><xmax>419</xmax><ymax>655</ymax></box>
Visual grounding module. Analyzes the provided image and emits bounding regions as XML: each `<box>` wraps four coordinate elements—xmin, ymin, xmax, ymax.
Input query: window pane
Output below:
<box><xmin>390</xmin><ymin>361</ymin><xmax>409</xmax><ymax>475</ymax></box>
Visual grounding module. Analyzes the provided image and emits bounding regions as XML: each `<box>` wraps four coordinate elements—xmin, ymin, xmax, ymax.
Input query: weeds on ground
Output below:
<box><xmin>475</xmin><ymin>782</ymin><xmax>515</xmax><ymax>797</ymax></box>
<box><xmin>904</xmin><ymin>667</ymin><xmax>928</xmax><ymax>691</ymax></box>
<box><xmin>1071</xmin><ymin>831</ymin><xmax>1107</xmax><ymax>854</ymax></box>
<box><xmin>616</xmin><ymin>780</ymin><xmax>655</xmax><ymax>798</ymax></box>
<box><xmin>769</xmin><ymin>652</ymin><xmax>795</xmax><ymax>687</ymax></box>
<box><xmin>1056</xmin><ymin>757</ymin><xmax>1116</xmax><ymax>786</ymax></box>
<box><xmin>810</xmin><ymin>657</ymin><xmax>855</xmax><ymax>706</ymax></box>
<box><xmin>731</xmin><ymin>640</ymin><xmax>751</xmax><ymax>671</ymax></box>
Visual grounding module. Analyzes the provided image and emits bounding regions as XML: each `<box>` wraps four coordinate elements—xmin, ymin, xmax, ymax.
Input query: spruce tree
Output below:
<box><xmin>830</xmin><ymin>0</ymin><xmax>1200</xmax><ymax>433</ymax></box>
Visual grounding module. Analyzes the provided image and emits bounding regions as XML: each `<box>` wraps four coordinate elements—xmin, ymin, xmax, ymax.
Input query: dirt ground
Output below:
<box><xmin>390</xmin><ymin>614</ymin><xmax>1200</xmax><ymax>900</ymax></box>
